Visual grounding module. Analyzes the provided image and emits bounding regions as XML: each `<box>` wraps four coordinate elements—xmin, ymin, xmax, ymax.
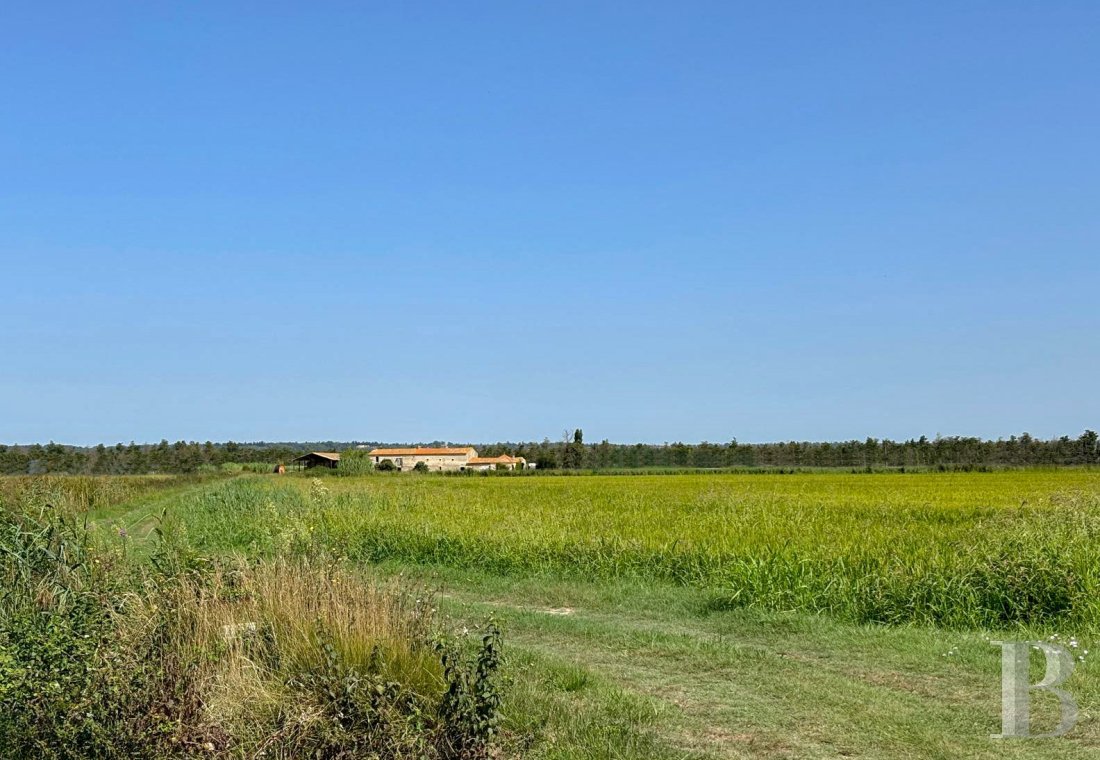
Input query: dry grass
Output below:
<box><xmin>114</xmin><ymin>557</ymin><xmax>449</xmax><ymax>754</ymax></box>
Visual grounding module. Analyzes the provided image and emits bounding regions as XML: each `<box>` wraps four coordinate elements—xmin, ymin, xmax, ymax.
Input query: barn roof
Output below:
<box><xmin>292</xmin><ymin>451</ymin><xmax>341</xmax><ymax>461</ymax></box>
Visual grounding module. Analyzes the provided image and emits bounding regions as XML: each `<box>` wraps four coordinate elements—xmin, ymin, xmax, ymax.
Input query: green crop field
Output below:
<box><xmin>165</xmin><ymin>470</ymin><xmax>1100</xmax><ymax>628</ymax></box>
<box><xmin>5</xmin><ymin>470</ymin><xmax>1100</xmax><ymax>758</ymax></box>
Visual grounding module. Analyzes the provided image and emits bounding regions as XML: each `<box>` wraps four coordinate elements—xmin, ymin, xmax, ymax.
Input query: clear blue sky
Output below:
<box><xmin>2</xmin><ymin>2</ymin><xmax>1097</xmax><ymax>446</ymax></box>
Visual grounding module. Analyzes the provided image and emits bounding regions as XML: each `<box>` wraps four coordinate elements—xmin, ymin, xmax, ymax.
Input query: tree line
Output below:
<box><xmin>0</xmin><ymin>430</ymin><xmax>1097</xmax><ymax>475</ymax></box>
<box><xmin>480</xmin><ymin>429</ymin><xmax>1100</xmax><ymax>470</ymax></box>
<box><xmin>0</xmin><ymin>440</ymin><xmax>306</xmax><ymax>475</ymax></box>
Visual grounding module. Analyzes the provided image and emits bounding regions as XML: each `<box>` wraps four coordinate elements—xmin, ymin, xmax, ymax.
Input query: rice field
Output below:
<box><xmin>152</xmin><ymin>470</ymin><xmax>1100</xmax><ymax>629</ymax></box>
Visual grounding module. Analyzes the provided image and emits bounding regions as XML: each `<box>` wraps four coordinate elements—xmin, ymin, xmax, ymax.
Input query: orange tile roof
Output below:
<box><xmin>369</xmin><ymin>447</ymin><xmax>475</xmax><ymax>457</ymax></box>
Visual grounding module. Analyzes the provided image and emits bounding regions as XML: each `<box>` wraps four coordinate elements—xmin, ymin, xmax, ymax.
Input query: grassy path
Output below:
<box><xmin>87</xmin><ymin>476</ymin><xmax>231</xmax><ymax>539</ymax></box>
<box><xmin>376</xmin><ymin>565</ymin><xmax>1100</xmax><ymax>759</ymax></box>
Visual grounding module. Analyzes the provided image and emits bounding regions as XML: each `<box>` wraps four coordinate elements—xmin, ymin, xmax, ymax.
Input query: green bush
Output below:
<box><xmin>0</xmin><ymin>511</ymin><xmax>198</xmax><ymax>758</ymax></box>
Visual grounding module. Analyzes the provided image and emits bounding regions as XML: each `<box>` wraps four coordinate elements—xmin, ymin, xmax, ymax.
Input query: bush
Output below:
<box><xmin>0</xmin><ymin>510</ymin><xmax>189</xmax><ymax>758</ymax></box>
<box><xmin>413</xmin><ymin>461</ymin><xmax>430</xmax><ymax>473</ymax></box>
<box><xmin>376</xmin><ymin>459</ymin><xmax>397</xmax><ymax>472</ymax></box>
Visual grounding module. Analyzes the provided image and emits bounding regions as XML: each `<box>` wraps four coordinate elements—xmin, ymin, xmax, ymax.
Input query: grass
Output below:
<box><xmin>409</xmin><ymin>565</ymin><xmax>1100</xmax><ymax>758</ymax></box>
<box><xmin>146</xmin><ymin>470</ymin><xmax>1100</xmax><ymax>628</ymax></box>
<box><xmin>0</xmin><ymin>485</ymin><xmax>506</xmax><ymax>758</ymax></box>
<box><xmin>10</xmin><ymin>469</ymin><xmax>1100</xmax><ymax>757</ymax></box>
<box><xmin>0</xmin><ymin>473</ymin><xmax>208</xmax><ymax>515</ymax></box>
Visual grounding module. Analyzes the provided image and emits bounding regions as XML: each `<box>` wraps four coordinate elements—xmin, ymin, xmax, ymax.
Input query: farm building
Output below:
<box><xmin>367</xmin><ymin>447</ymin><xmax>526</xmax><ymax>472</ymax></box>
<box><xmin>467</xmin><ymin>454</ymin><xmax>526</xmax><ymax>471</ymax></box>
<box><xmin>292</xmin><ymin>452</ymin><xmax>341</xmax><ymax>470</ymax></box>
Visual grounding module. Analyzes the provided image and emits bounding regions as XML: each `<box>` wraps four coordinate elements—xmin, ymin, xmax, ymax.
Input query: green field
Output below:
<box><xmin>162</xmin><ymin>470</ymin><xmax>1100</xmax><ymax>627</ymax></box>
<box><xmin>5</xmin><ymin>470</ymin><xmax>1100</xmax><ymax>758</ymax></box>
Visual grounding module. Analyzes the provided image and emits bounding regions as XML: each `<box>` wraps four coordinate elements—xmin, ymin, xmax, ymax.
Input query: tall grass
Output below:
<box><xmin>0</xmin><ymin>474</ymin><xmax>192</xmax><ymax>514</ymax></box>
<box><xmin>0</xmin><ymin>497</ymin><xmax>503</xmax><ymax>759</ymax></box>
<box><xmin>162</xmin><ymin>472</ymin><xmax>1100</xmax><ymax>629</ymax></box>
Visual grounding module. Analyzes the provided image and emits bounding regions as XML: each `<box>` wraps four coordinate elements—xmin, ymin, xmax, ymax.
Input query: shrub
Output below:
<box><xmin>0</xmin><ymin>510</ymin><xmax>188</xmax><ymax>758</ymax></box>
<box><xmin>376</xmin><ymin>459</ymin><xmax>397</xmax><ymax>472</ymax></box>
<box><xmin>413</xmin><ymin>461</ymin><xmax>430</xmax><ymax>473</ymax></box>
<box><xmin>436</xmin><ymin>620</ymin><xmax>503</xmax><ymax>756</ymax></box>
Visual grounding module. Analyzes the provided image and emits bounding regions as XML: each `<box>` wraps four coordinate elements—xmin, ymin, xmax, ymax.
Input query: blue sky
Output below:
<box><xmin>1</xmin><ymin>2</ymin><xmax>1097</xmax><ymax>446</ymax></box>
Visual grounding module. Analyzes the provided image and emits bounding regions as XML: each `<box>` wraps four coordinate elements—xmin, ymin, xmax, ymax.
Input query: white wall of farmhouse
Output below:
<box><xmin>371</xmin><ymin>449</ymin><xmax>479</xmax><ymax>472</ymax></box>
<box><xmin>368</xmin><ymin>447</ymin><xmax>527</xmax><ymax>472</ymax></box>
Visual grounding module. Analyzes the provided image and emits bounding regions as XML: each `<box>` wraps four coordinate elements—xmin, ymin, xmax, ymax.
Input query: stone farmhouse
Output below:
<box><xmin>367</xmin><ymin>447</ymin><xmax>526</xmax><ymax>472</ymax></box>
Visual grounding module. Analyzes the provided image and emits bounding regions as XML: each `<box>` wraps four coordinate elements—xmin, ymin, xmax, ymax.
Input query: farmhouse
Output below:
<box><xmin>292</xmin><ymin>452</ymin><xmax>341</xmax><ymax>469</ymax></box>
<box><xmin>368</xmin><ymin>447</ymin><xmax>526</xmax><ymax>472</ymax></box>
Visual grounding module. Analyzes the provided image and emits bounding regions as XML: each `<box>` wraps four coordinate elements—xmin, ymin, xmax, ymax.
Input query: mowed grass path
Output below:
<box><xmin>414</xmin><ymin>566</ymin><xmax>1100</xmax><ymax>759</ymax></box>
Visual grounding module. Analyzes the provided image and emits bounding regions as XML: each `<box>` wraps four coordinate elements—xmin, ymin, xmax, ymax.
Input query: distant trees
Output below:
<box><xmin>471</xmin><ymin>430</ymin><xmax>1100</xmax><ymax>471</ymax></box>
<box><xmin>561</xmin><ymin>429</ymin><xmax>586</xmax><ymax>469</ymax></box>
<box><xmin>0</xmin><ymin>440</ymin><xmax>303</xmax><ymax>476</ymax></box>
<box><xmin>0</xmin><ymin>430</ymin><xmax>1097</xmax><ymax>475</ymax></box>
<box><xmin>531</xmin><ymin>437</ymin><xmax>557</xmax><ymax>470</ymax></box>
<box><xmin>0</xmin><ymin>446</ymin><xmax>30</xmax><ymax>474</ymax></box>
<box><xmin>1081</xmin><ymin>430</ymin><xmax>1099</xmax><ymax>462</ymax></box>
<box><xmin>594</xmin><ymin>439</ymin><xmax>613</xmax><ymax>469</ymax></box>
